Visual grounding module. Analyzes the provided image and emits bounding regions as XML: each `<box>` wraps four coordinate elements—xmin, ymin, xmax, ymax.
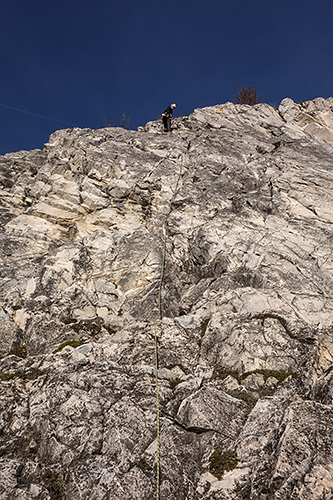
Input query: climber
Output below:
<box><xmin>161</xmin><ymin>103</ymin><xmax>176</xmax><ymax>132</ymax></box>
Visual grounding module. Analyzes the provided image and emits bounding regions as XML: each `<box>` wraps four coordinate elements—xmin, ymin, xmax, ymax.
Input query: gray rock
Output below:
<box><xmin>0</xmin><ymin>97</ymin><xmax>333</xmax><ymax>499</ymax></box>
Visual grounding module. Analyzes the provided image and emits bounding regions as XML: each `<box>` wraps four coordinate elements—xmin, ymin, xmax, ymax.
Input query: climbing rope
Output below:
<box><xmin>154</xmin><ymin>150</ymin><xmax>184</xmax><ymax>500</ymax></box>
<box><xmin>154</xmin><ymin>320</ymin><xmax>161</xmax><ymax>500</ymax></box>
<box><xmin>0</xmin><ymin>102</ymin><xmax>76</xmax><ymax>127</ymax></box>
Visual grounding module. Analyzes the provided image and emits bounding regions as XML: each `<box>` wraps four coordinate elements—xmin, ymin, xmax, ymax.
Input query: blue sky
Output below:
<box><xmin>1</xmin><ymin>0</ymin><xmax>332</xmax><ymax>154</ymax></box>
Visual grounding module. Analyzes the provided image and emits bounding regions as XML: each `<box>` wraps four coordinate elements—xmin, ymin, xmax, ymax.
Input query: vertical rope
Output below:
<box><xmin>154</xmin><ymin>319</ymin><xmax>161</xmax><ymax>500</ymax></box>
<box><xmin>154</xmin><ymin>151</ymin><xmax>184</xmax><ymax>500</ymax></box>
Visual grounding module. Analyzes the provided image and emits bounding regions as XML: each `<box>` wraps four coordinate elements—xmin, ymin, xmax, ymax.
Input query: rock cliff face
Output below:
<box><xmin>0</xmin><ymin>97</ymin><xmax>333</xmax><ymax>500</ymax></box>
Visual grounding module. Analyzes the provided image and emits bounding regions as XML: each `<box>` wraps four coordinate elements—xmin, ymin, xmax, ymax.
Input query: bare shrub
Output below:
<box><xmin>117</xmin><ymin>112</ymin><xmax>131</xmax><ymax>129</ymax></box>
<box><xmin>234</xmin><ymin>86</ymin><xmax>262</xmax><ymax>105</ymax></box>
<box><xmin>103</xmin><ymin>112</ymin><xmax>131</xmax><ymax>129</ymax></box>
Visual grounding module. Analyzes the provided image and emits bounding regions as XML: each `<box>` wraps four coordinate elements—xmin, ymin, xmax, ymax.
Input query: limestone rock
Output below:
<box><xmin>0</xmin><ymin>97</ymin><xmax>333</xmax><ymax>499</ymax></box>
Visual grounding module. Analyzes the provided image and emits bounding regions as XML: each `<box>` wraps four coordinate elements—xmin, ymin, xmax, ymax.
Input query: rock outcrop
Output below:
<box><xmin>0</xmin><ymin>97</ymin><xmax>333</xmax><ymax>499</ymax></box>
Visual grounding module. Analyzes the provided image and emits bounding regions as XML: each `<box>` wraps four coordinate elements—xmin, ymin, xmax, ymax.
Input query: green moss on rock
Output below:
<box><xmin>209</xmin><ymin>449</ymin><xmax>238</xmax><ymax>479</ymax></box>
<box><xmin>53</xmin><ymin>340</ymin><xmax>84</xmax><ymax>354</ymax></box>
<box><xmin>227</xmin><ymin>390</ymin><xmax>257</xmax><ymax>410</ymax></box>
<box><xmin>240</xmin><ymin>369</ymin><xmax>298</xmax><ymax>383</ymax></box>
<box><xmin>9</xmin><ymin>344</ymin><xmax>27</xmax><ymax>358</ymax></box>
<box><xmin>0</xmin><ymin>368</ymin><xmax>45</xmax><ymax>382</ymax></box>
<box><xmin>129</xmin><ymin>457</ymin><xmax>152</xmax><ymax>472</ymax></box>
<box><xmin>214</xmin><ymin>367</ymin><xmax>239</xmax><ymax>381</ymax></box>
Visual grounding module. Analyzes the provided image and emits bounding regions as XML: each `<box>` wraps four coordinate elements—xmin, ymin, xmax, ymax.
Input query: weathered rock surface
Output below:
<box><xmin>0</xmin><ymin>97</ymin><xmax>333</xmax><ymax>499</ymax></box>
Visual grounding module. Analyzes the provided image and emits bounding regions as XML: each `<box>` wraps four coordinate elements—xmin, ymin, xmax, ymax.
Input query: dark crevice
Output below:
<box><xmin>162</xmin><ymin>411</ymin><xmax>216</xmax><ymax>435</ymax></box>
